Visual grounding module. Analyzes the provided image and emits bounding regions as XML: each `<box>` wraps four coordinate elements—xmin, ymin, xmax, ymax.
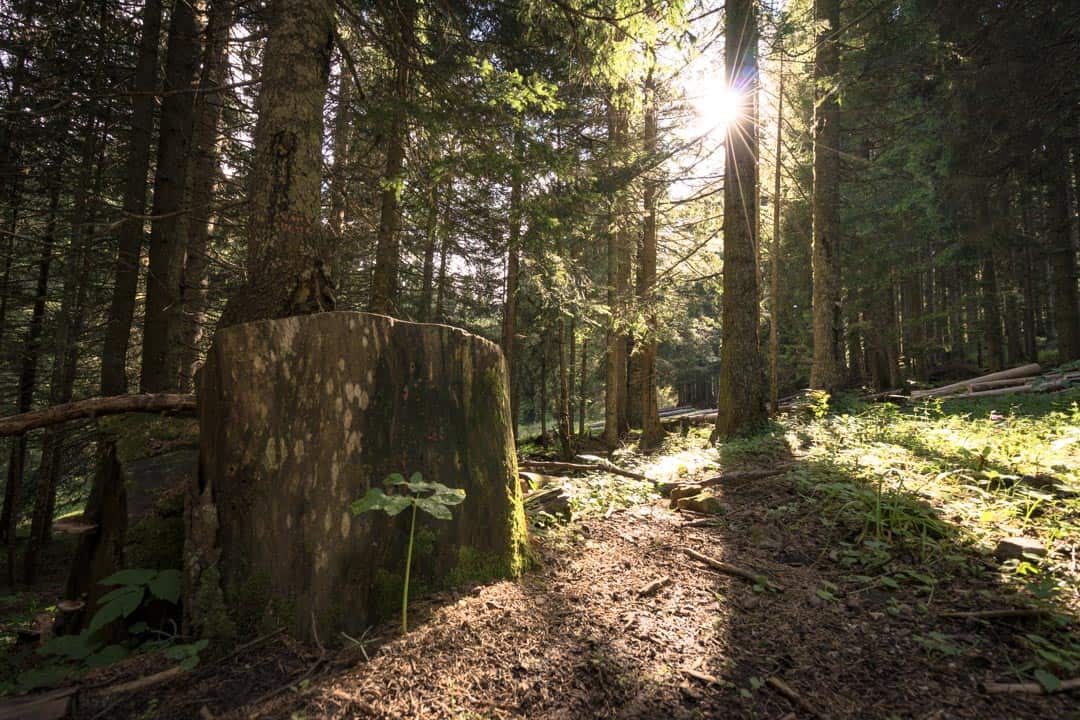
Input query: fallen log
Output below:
<box><xmin>0</xmin><ymin>686</ymin><xmax>78</xmax><ymax>720</ymax></box>
<box><xmin>0</xmin><ymin>394</ymin><xmax>196</xmax><ymax>437</ymax></box>
<box><xmin>518</xmin><ymin>456</ymin><xmax>655</xmax><ymax>483</ymax></box>
<box><xmin>910</xmin><ymin>363</ymin><xmax>1041</xmax><ymax>400</ymax></box>
<box><xmin>659</xmin><ymin>465</ymin><xmax>792</xmax><ymax>496</ymax></box>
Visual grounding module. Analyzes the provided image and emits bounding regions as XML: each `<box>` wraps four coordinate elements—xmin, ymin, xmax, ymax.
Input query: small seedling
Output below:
<box><xmin>351</xmin><ymin>472</ymin><xmax>466</xmax><ymax>632</ymax></box>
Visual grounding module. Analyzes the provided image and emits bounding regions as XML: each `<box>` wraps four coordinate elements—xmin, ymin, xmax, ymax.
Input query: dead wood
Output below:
<box><xmin>0</xmin><ymin>686</ymin><xmax>78</xmax><ymax>720</ymax></box>
<box><xmin>766</xmin><ymin>676</ymin><xmax>830</xmax><ymax>720</ymax></box>
<box><xmin>940</xmin><ymin>608</ymin><xmax>1052</xmax><ymax>620</ymax></box>
<box><xmin>98</xmin><ymin>666</ymin><xmax>184</xmax><ymax>696</ymax></box>
<box><xmin>982</xmin><ymin>677</ymin><xmax>1080</xmax><ymax>694</ymax></box>
<box><xmin>682</xmin><ymin>547</ymin><xmax>782</xmax><ymax>592</ymax></box>
<box><xmin>637</xmin><ymin>576</ymin><xmax>671</xmax><ymax>597</ymax></box>
<box><xmin>519</xmin><ymin>456</ymin><xmax>654</xmax><ymax>483</ymax></box>
<box><xmin>0</xmin><ymin>393</ymin><xmax>196</xmax><ymax>436</ymax></box>
<box><xmin>909</xmin><ymin>363</ymin><xmax>1041</xmax><ymax>400</ymax></box>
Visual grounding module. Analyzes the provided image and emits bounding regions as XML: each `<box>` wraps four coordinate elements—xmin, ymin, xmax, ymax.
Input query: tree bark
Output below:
<box><xmin>1050</xmin><ymin>148</ymin><xmax>1080</xmax><ymax>361</ymax></box>
<box><xmin>578</xmin><ymin>336</ymin><xmax>588</xmax><ymax>436</ymax></box>
<box><xmin>714</xmin><ymin>0</ymin><xmax>766</xmax><ymax>438</ymax></box>
<box><xmin>140</xmin><ymin>0</ymin><xmax>205</xmax><ymax>392</ymax></box>
<box><xmin>557</xmin><ymin>318</ymin><xmax>573</xmax><ymax>459</ymax></box>
<box><xmin>769</xmin><ymin>53</ymin><xmax>784</xmax><ymax>412</ymax></box>
<box><xmin>219</xmin><ymin>0</ymin><xmax>336</xmax><ymax>325</ymax></box>
<box><xmin>603</xmin><ymin>98</ymin><xmax>631</xmax><ymax>449</ymax></box>
<box><xmin>501</xmin><ymin>132</ymin><xmax>523</xmax><ymax>438</ymax></box>
<box><xmin>101</xmin><ymin>0</ymin><xmax>164</xmax><ymax>396</ymax></box>
<box><xmin>368</xmin><ymin>0</ymin><xmax>417</xmax><ymax>317</ymax></box>
<box><xmin>175</xmin><ymin>0</ymin><xmax>236</xmax><ymax>393</ymax></box>
<box><xmin>0</xmin><ymin>183</ymin><xmax>58</xmax><ymax>559</ymax></box>
<box><xmin>810</xmin><ymin>0</ymin><xmax>844</xmax><ymax>393</ymax></box>
<box><xmin>639</xmin><ymin>54</ymin><xmax>662</xmax><ymax>449</ymax></box>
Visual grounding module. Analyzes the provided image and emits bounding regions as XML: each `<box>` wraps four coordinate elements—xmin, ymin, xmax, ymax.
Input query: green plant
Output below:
<box><xmin>17</xmin><ymin>568</ymin><xmax>202</xmax><ymax>692</ymax></box>
<box><xmin>351</xmin><ymin>472</ymin><xmax>466</xmax><ymax>632</ymax></box>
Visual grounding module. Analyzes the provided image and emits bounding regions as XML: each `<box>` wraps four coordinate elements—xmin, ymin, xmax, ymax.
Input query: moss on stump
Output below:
<box><xmin>187</xmin><ymin>312</ymin><xmax>530</xmax><ymax>642</ymax></box>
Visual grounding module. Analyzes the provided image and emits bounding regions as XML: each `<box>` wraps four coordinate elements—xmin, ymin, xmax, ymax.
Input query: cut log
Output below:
<box><xmin>522</xmin><ymin>486</ymin><xmax>571</xmax><ymax>519</ymax></box>
<box><xmin>0</xmin><ymin>393</ymin><xmax>195</xmax><ymax>437</ymax></box>
<box><xmin>909</xmin><ymin>363</ymin><xmax>1041</xmax><ymax>399</ymax></box>
<box><xmin>187</xmin><ymin>312</ymin><xmax>529</xmax><ymax>642</ymax></box>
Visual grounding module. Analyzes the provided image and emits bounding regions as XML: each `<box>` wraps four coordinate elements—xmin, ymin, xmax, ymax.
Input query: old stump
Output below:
<box><xmin>185</xmin><ymin>312</ymin><xmax>529</xmax><ymax>642</ymax></box>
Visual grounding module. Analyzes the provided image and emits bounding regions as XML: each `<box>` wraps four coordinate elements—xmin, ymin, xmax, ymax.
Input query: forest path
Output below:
<box><xmin>160</xmin><ymin>461</ymin><xmax>1070</xmax><ymax>720</ymax></box>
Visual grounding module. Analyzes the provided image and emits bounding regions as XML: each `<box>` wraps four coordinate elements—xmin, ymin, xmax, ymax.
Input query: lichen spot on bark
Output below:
<box><xmin>337</xmin><ymin>358</ymin><xmax>345</xmax><ymax>371</ymax></box>
<box><xmin>339</xmin><ymin>512</ymin><xmax>351</xmax><ymax>539</ymax></box>
<box><xmin>344</xmin><ymin>409</ymin><xmax>353</xmax><ymax>428</ymax></box>
<box><xmin>293</xmin><ymin>438</ymin><xmax>305</xmax><ymax>461</ymax></box>
<box><xmin>358</xmin><ymin>390</ymin><xmax>369</xmax><ymax>410</ymax></box>
<box><xmin>324</xmin><ymin>378</ymin><xmax>333</xmax><ymax>395</ymax></box>
<box><xmin>264</xmin><ymin>438</ymin><xmax>278</xmax><ymax>468</ymax></box>
<box><xmin>254</xmin><ymin>355</ymin><xmax>266</xmax><ymax>374</ymax></box>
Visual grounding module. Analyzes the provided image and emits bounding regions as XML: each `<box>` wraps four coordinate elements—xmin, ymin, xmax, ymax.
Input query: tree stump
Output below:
<box><xmin>185</xmin><ymin>312</ymin><xmax>529</xmax><ymax>642</ymax></box>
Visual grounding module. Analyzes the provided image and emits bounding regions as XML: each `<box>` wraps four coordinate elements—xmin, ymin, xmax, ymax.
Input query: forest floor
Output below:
<box><xmin>6</xmin><ymin>389</ymin><xmax>1080</xmax><ymax>719</ymax></box>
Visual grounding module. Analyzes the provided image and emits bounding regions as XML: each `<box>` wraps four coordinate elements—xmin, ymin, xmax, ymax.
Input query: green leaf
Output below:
<box><xmin>38</xmin><ymin>632</ymin><xmax>99</xmax><ymax>661</ymax></box>
<box><xmin>97</xmin><ymin>585</ymin><xmax>143</xmax><ymax>607</ymax></box>
<box><xmin>148</xmin><ymin>569</ymin><xmax>182</xmax><ymax>604</ymax></box>
<box><xmin>17</xmin><ymin>665</ymin><xmax>71</xmax><ymax>692</ymax></box>
<box><xmin>129</xmin><ymin>622</ymin><xmax>149</xmax><ymax>634</ymax></box>
<box><xmin>85</xmin><ymin>644</ymin><xmax>129</xmax><ymax>668</ymax></box>
<box><xmin>101</xmin><ymin>568</ymin><xmax>157</xmax><ymax>587</ymax></box>
<box><xmin>1033</xmin><ymin>668</ymin><xmax>1061</xmax><ymax>692</ymax></box>
<box><xmin>414</xmin><ymin>497</ymin><xmax>452</xmax><ymax>520</ymax></box>
<box><xmin>384</xmin><ymin>473</ymin><xmax>407</xmax><ymax>486</ymax></box>
<box><xmin>409</xmin><ymin>472</ymin><xmax>423</xmax><ymax>485</ymax></box>
<box><xmin>351</xmin><ymin>487</ymin><xmax>413</xmax><ymax>517</ymax></box>
<box><xmin>89</xmin><ymin>586</ymin><xmax>144</xmax><ymax>632</ymax></box>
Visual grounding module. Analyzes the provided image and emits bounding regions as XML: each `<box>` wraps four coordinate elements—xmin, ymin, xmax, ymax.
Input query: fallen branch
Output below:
<box><xmin>98</xmin><ymin>666</ymin><xmax>184</xmax><ymax>696</ymax></box>
<box><xmin>519</xmin><ymin>456</ymin><xmax>654</xmax><ymax>483</ymax></box>
<box><xmin>682</xmin><ymin>547</ymin><xmax>782</xmax><ymax>592</ymax></box>
<box><xmin>697</xmin><ymin>464</ymin><xmax>792</xmax><ymax>488</ymax></box>
<box><xmin>637</xmin><ymin>576</ymin><xmax>672</xmax><ymax>597</ymax></box>
<box><xmin>766</xmin><ymin>676</ymin><xmax>830</xmax><ymax>720</ymax></box>
<box><xmin>940</xmin><ymin>608</ymin><xmax>1052</xmax><ymax>621</ymax></box>
<box><xmin>0</xmin><ymin>393</ymin><xmax>196</xmax><ymax>437</ymax></box>
<box><xmin>982</xmin><ymin>677</ymin><xmax>1080</xmax><ymax>695</ymax></box>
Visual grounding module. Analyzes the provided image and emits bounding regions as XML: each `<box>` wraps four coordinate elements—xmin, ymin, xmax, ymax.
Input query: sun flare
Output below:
<box><xmin>692</xmin><ymin>85</ymin><xmax>742</xmax><ymax>136</ymax></box>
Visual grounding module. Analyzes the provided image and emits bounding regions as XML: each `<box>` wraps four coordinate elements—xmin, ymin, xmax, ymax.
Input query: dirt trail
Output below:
<box><xmin>81</xmin><ymin>467</ymin><xmax>1074</xmax><ymax>719</ymax></box>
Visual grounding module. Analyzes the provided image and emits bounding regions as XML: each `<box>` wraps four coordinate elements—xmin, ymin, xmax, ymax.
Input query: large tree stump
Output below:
<box><xmin>185</xmin><ymin>312</ymin><xmax>529</xmax><ymax>642</ymax></box>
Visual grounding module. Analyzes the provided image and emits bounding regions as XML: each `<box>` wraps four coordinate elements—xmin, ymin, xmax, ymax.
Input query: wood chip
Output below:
<box><xmin>637</xmin><ymin>576</ymin><xmax>671</xmax><ymax>597</ymax></box>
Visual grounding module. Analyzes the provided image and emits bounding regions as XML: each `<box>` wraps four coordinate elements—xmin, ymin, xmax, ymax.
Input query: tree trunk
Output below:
<box><xmin>810</xmin><ymin>0</ymin><xmax>844</xmax><ymax>393</ymax></box>
<box><xmin>1020</xmin><ymin>191</ymin><xmax>1039</xmax><ymax>361</ymax></box>
<box><xmin>769</xmin><ymin>53</ymin><xmax>784</xmax><ymax>412</ymax></box>
<box><xmin>603</xmin><ymin>98</ymin><xmax>631</xmax><ymax>449</ymax></box>
<box><xmin>186</xmin><ymin>314</ymin><xmax>529</xmax><ymax>641</ymax></box>
<box><xmin>219</xmin><ymin>0</ymin><xmax>336</xmax><ymax>326</ymax></box>
<box><xmin>714</xmin><ymin>0</ymin><xmax>766</xmax><ymax>438</ymax></box>
<box><xmin>539</xmin><ymin>345</ymin><xmax>548</xmax><ymax>444</ymax></box>
<box><xmin>1050</xmin><ymin>148</ymin><xmax>1080</xmax><ymax>361</ymax></box>
<box><xmin>417</xmin><ymin>186</ymin><xmax>439</xmax><ymax>322</ymax></box>
<box><xmin>101</xmin><ymin>0</ymin><xmax>164</xmax><ymax>396</ymax></box>
<box><xmin>639</xmin><ymin>56</ymin><xmax>662</xmax><ymax>449</ymax></box>
<box><xmin>557</xmin><ymin>318</ymin><xmax>573</xmax><ymax>460</ymax></box>
<box><xmin>501</xmin><ymin>135</ymin><xmax>523</xmax><ymax>438</ymax></box>
<box><xmin>0</xmin><ymin>182</ymin><xmax>57</xmax><ymax>565</ymax></box>
<box><xmin>140</xmin><ymin>0</ymin><xmax>204</xmax><ymax>392</ymax></box>
<box><xmin>368</xmin><ymin>0</ymin><xmax>417</xmax><ymax>317</ymax></box>
<box><xmin>578</xmin><ymin>336</ymin><xmax>588</xmax><ymax>436</ymax></box>
<box><xmin>175</xmin><ymin>0</ymin><xmax>236</xmax><ymax>393</ymax></box>
<box><xmin>328</xmin><ymin>65</ymin><xmax>352</xmax><ymax>244</ymax></box>
<box><xmin>434</xmin><ymin>218</ymin><xmax>451</xmax><ymax>323</ymax></box>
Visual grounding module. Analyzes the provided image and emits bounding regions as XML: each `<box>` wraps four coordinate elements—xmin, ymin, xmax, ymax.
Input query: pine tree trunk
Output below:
<box><xmin>578</xmin><ymin>337</ymin><xmax>588</xmax><ymax>436</ymax></box>
<box><xmin>368</xmin><ymin>0</ymin><xmax>417</xmax><ymax>316</ymax></box>
<box><xmin>981</xmin><ymin>254</ymin><xmax>1004</xmax><ymax>371</ymax></box>
<box><xmin>501</xmin><ymin>135</ymin><xmax>523</xmax><ymax>437</ymax></box>
<box><xmin>175</xmin><ymin>0</ymin><xmax>236</xmax><ymax>393</ymax></box>
<box><xmin>557</xmin><ymin>318</ymin><xmax>573</xmax><ymax>460</ymax></box>
<box><xmin>603</xmin><ymin>98</ymin><xmax>630</xmax><ymax>449</ymax></box>
<box><xmin>639</xmin><ymin>56</ymin><xmax>662</xmax><ymax>449</ymax></box>
<box><xmin>810</xmin><ymin>0</ymin><xmax>844</xmax><ymax>393</ymax></box>
<box><xmin>1019</xmin><ymin>191</ymin><xmax>1039</xmax><ymax>361</ymax></box>
<box><xmin>328</xmin><ymin>67</ymin><xmax>352</xmax><ymax>243</ymax></box>
<box><xmin>0</xmin><ymin>183</ymin><xmax>57</xmax><ymax>560</ymax></box>
<box><xmin>714</xmin><ymin>0</ymin><xmax>766</xmax><ymax>438</ymax></box>
<box><xmin>140</xmin><ymin>0</ymin><xmax>204</xmax><ymax>392</ymax></box>
<box><xmin>435</xmin><ymin>220</ymin><xmax>450</xmax><ymax>323</ymax></box>
<box><xmin>1050</xmin><ymin>148</ymin><xmax>1080</xmax><ymax>361</ymax></box>
<box><xmin>417</xmin><ymin>186</ymin><xmax>439</xmax><ymax>322</ymax></box>
<box><xmin>219</xmin><ymin>0</ymin><xmax>336</xmax><ymax>325</ymax></box>
<box><xmin>769</xmin><ymin>53</ymin><xmax>784</xmax><ymax>413</ymax></box>
<box><xmin>101</xmin><ymin>0</ymin><xmax>163</xmax><ymax>396</ymax></box>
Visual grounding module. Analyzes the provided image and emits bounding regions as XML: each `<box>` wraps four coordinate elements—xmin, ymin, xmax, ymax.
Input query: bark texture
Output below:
<box><xmin>714</xmin><ymin>0</ymin><xmax>766</xmax><ymax>437</ymax></box>
<box><xmin>187</xmin><ymin>312</ymin><xmax>529</xmax><ymax>641</ymax></box>
<box><xmin>1050</xmin><ymin>149</ymin><xmax>1080</xmax><ymax>361</ymax></box>
<box><xmin>220</xmin><ymin>0</ymin><xmax>335</xmax><ymax>326</ymax></box>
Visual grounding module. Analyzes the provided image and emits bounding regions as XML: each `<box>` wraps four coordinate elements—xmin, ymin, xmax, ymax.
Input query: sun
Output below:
<box><xmin>692</xmin><ymin>84</ymin><xmax>742</xmax><ymax>136</ymax></box>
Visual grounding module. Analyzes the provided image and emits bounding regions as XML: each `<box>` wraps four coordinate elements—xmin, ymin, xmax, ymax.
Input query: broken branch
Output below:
<box><xmin>682</xmin><ymin>547</ymin><xmax>782</xmax><ymax>592</ymax></box>
<box><xmin>0</xmin><ymin>393</ymin><xmax>196</xmax><ymax>436</ymax></box>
